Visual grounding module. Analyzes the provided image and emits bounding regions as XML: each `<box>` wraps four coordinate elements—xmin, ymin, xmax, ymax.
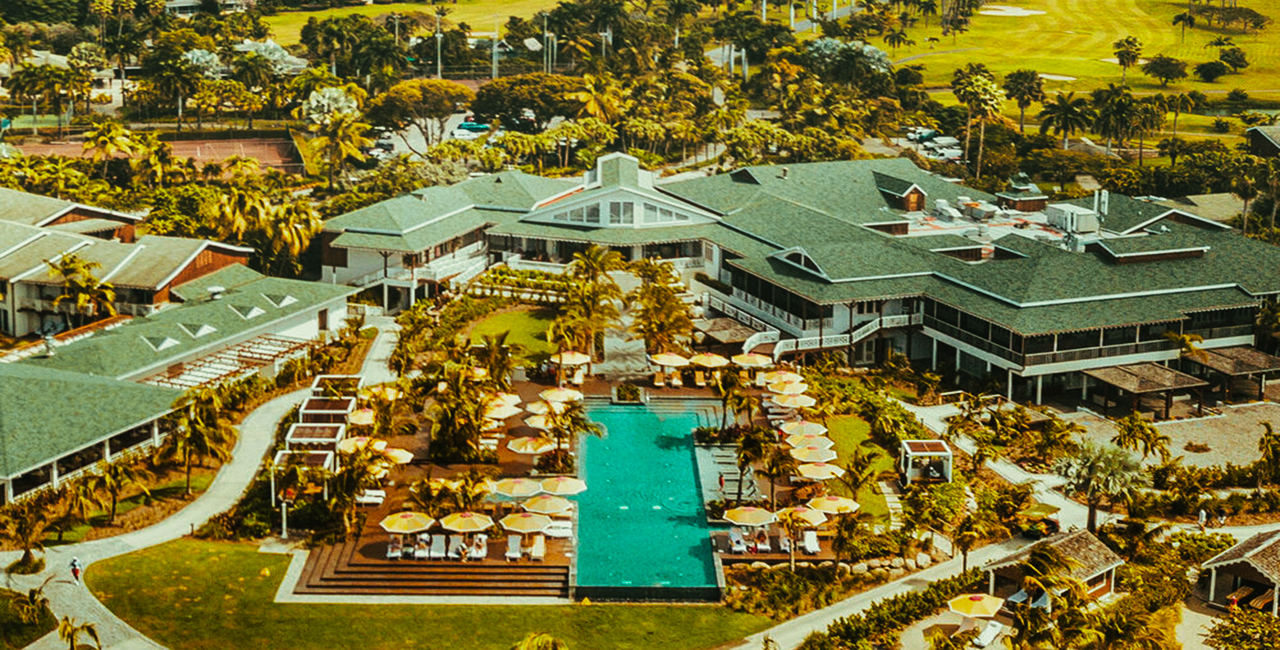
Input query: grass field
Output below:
<box><xmin>823</xmin><ymin>415</ymin><xmax>893</xmax><ymax>521</ymax></box>
<box><xmin>263</xmin><ymin>0</ymin><xmax>559</xmax><ymax>44</ymax></box>
<box><xmin>88</xmin><ymin>539</ymin><xmax>771</xmax><ymax>650</ymax></box>
<box><xmin>466</xmin><ymin>305</ymin><xmax>558</xmax><ymax>365</ymax></box>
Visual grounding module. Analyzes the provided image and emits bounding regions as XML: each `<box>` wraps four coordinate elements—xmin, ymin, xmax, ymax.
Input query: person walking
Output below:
<box><xmin>69</xmin><ymin>557</ymin><xmax>83</xmax><ymax>583</ymax></box>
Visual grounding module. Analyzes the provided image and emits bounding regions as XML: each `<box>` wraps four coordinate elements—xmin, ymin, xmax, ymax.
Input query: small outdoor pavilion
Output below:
<box><xmin>270</xmin><ymin>449</ymin><xmax>334</xmax><ymax>506</ymax></box>
<box><xmin>1183</xmin><ymin>346</ymin><xmax>1280</xmax><ymax>402</ymax></box>
<box><xmin>1203</xmin><ymin>528</ymin><xmax>1280</xmax><ymax>615</ymax></box>
<box><xmin>898</xmin><ymin>440</ymin><xmax>954</xmax><ymax>485</ymax></box>
<box><xmin>1082</xmin><ymin>362</ymin><xmax>1209</xmax><ymax>420</ymax></box>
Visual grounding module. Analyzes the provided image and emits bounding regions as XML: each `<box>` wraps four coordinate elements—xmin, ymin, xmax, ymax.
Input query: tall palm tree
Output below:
<box><xmin>262</xmin><ymin>199</ymin><xmax>322</xmax><ymax>276</ymax></box>
<box><xmin>1173</xmin><ymin>12</ymin><xmax>1196</xmax><ymax>43</ymax></box>
<box><xmin>757</xmin><ymin>446</ymin><xmax>798</xmax><ymax>509</ymax></box>
<box><xmin>308</xmin><ymin>110</ymin><xmax>372</xmax><ymax>191</ymax></box>
<box><xmin>1111</xmin><ymin>411</ymin><xmax>1171</xmax><ymax>462</ymax></box>
<box><xmin>1167</xmin><ymin>93</ymin><xmax>1196</xmax><ymax>137</ymax></box>
<box><xmin>1112</xmin><ymin>36</ymin><xmax>1143</xmax><ymax>84</ymax></box>
<box><xmin>474</xmin><ymin>331</ymin><xmax>518</xmax><ymax>391</ymax></box>
<box><xmin>82</xmin><ymin>121</ymin><xmax>134</xmax><ymax>179</ymax></box>
<box><xmin>49</xmin><ymin>477</ymin><xmax>103</xmax><ymax>542</ymax></box>
<box><xmin>325</xmin><ymin>446</ymin><xmax>384</xmax><ymax>535</ymax></box>
<box><xmin>46</xmin><ymin>253</ymin><xmax>116</xmax><ymax>329</ymax></box>
<box><xmin>967</xmin><ymin>74</ymin><xmax>1004</xmax><ymax>178</ymax></box>
<box><xmin>1258</xmin><ymin>421</ymin><xmax>1280</xmax><ymax>489</ymax></box>
<box><xmin>1039</xmin><ymin>92</ymin><xmax>1095</xmax><ymax>149</ymax></box>
<box><xmin>953</xmin><ymin>512</ymin><xmax>1003</xmax><ymax>571</ymax></box>
<box><xmin>162</xmin><ymin>391</ymin><xmax>238</xmax><ymax>495</ymax></box>
<box><xmin>0</xmin><ymin>500</ymin><xmax>51</xmax><ymax>568</ymax></box>
<box><xmin>734</xmin><ymin>426</ymin><xmax>770</xmax><ymax>504</ymax></box>
<box><xmin>57</xmin><ymin>617</ymin><xmax>101</xmax><ymax>650</ymax></box>
<box><xmin>1055</xmin><ymin>441</ymin><xmax>1144</xmax><ymax>532</ymax></box>
<box><xmin>1257</xmin><ymin>301</ymin><xmax>1280</xmax><ymax>354</ymax></box>
<box><xmin>1002</xmin><ymin>69</ymin><xmax>1045</xmax><ymax>133</ymax></box>
<box><xmin>950</xmin><ymin>64</ymin><xmax>993</xmax><ymax>162</ymax></box>
<box><xmin>547</xmin><ymin>400</ymin><xmax>603</xmax><ymax>451</ymax></box>
<box><xmin>1092</xmin><ymin>83</ymin><xmax>1136</xmax><ymax>156</ymax></box>
<box><xmin>564</xmin><ymin>74</ymin><xmax>628</xmax><ymax>123</ymax></box>
<box><xmin>1087</xmin><ymin>608</ymin><xmax>1170</xmax><ymax>650</ymax></box>
<box><xmin>86</xmin><ymin>456</ymin><xmax>154</xmax><ymax>525</ymax></box>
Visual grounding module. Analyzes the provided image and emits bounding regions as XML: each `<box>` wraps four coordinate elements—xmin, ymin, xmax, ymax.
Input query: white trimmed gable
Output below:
<box><xmin>520</xmin><ymin>154</ymin><xmax>720</xmax><ymax>229</ymax></box>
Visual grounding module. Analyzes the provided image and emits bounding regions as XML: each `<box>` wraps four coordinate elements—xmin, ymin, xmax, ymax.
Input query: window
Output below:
<box><xmin>675</xmin><ymin>211</ymin><xmax>689</xmax><ymax>221</ymax></box>
<box><xmin>553</xmin><ymin>211</ymin><xmax>568</xmax><ymax>222</ymax></box>
<box><xmin>569</xmin><ymin>208</ymin><xmax>584</xmax><ymax>223</ymax></box>
<box><xmin>643</xmin><ymin>203</ymin><xmax>659</xmax><ymax>223</ymax></box>
<box><xmin>1103</xmin><ymin>327</ymin><xmax>1137</xmax><ymax>346</ymax></box>
<box><xmin>660</xmin><ymin>208</ymin><xmax>674</xmax><ymax>222</ymax></box>
<box><xmin>585</xmin><ymin>204</ymin><xmax>600</xmax><ymax>224</ymax></box>
<box><xmin>609</xmin><ymin>202</ymin><xmax>623</xmax><ymax>224</ymax></box>
<box><xmin>318</xmin><ymin>308</ymin><xmax>329</xmax><ymax>331</ymax></box>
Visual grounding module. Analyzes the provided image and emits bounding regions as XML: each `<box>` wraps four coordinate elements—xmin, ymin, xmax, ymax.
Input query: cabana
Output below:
<box><xmin>1203</xmin><ymin>529</ymin><xmax>1280</xmax><ymax>615</ymax></box>
<box><xmin>984</xmin><ymin>530</ymin><xmax>1124</xmax><ymax>605</ymax></box>
<box><xmin>284</xmin><ymin>423</ymin><xmax>346</xmax><ymax>450</ymax></box>
<box><xmin>1183</xmin><ymin>346</ymin><xmax>1280</xmax><ymax>402</ymax></box>
<box><xmin>299</xmin><ymin>397</ymin><xmax>356</xmax><ymax>424</ymax></box>
<box><xmin>310</xmin><ymin>374</ymin><xmax>364</xmax><ymax>398</ymax></box>
<box><xmin>270</xmin><ymin>449</ymin><xmax>334</xmax><ymax>505</ymax></box>
<box><xmin>1082</xmin><ymin>362</ymin><xmax>1208</xmax><ymax>420</ymax></box>
<box><xmin>898</xmin><ymin>439</ymin><xmax>953</xmax><ymax>485</ymax></box>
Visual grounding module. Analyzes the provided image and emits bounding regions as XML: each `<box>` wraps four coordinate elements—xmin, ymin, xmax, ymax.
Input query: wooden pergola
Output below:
<box><xmin>1183</xmin><ymin>346</ymin><xmax>1280</xmax><ymax>402</ymax></box>
<box><xmin>1083</xmin><ymin>362</ymin><xmax>1209</xmax><ymax>420</ymax></box>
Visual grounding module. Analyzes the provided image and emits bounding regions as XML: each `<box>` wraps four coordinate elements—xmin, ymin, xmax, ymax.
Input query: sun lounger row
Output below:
<box><xmin>725</xmin><ymin>528</ymin><xmax>818</xmax><ymax>555</ymax></box>
<box><xmin>387</xmin><ymin>534</ymin><xmax>488</xmax><ymax>561</ymax></box>
<box><xmin>504</xmin><ymin>533</ymin><xmax>547</xmax><ymax>561</ymax></box>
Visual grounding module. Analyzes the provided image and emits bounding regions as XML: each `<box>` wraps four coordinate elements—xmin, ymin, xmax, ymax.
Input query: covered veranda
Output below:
<box><xmin>1082</xmin><ymin>362</ymin><xmax>1209</xmax><ymax>420</ymax></box>
<box><xmin>1183</xmin><ymin>346</ymin><xmax>1280</xmax><ymax>402</ymax></box>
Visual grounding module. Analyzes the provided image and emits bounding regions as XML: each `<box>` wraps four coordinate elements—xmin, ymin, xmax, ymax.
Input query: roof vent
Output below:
<box><xmin>208</xmin><ymin>285</ymin><xmax>225</xmax><ymax>300</ymax></box>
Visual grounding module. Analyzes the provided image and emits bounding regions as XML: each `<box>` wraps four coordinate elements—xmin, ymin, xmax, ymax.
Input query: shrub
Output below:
<box><xmin>1227</xmin><ymin>88</ymin><xmax>1250</xmax><ymax>102</ymax></box>
<box><xmin>807</xmin><ymin>570</ymin><xmax>984</xmax><ymax>649</ymax></box>
<box><xmin>1195</xmin><ymin>60</ymin><xmax>1230</xmax><ymax>83</ymax></box>
<box><xmin>1211</xmin><ymin>117</ymin><xmax>1233</xmax><ymax>133</ymax></box>
<box><xmin>535</xmin><ymin>448</ymin><xmax>573</xmax><ymax>474</ymax></box>
<box><xmin>1184</xmin><ymin>442</ymin><xmax>1211</xmax><ymax>453</ymax></box>
<box><xmin>615</xmin><ymin>384</ymin><xmax>641</xmax><ymax>402</ymax></box>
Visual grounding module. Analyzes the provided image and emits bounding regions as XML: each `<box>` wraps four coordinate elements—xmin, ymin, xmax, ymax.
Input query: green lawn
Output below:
<box><xmin>88</xmin><ymin>539</ymin><xmax>771</xmax><ymax>650</ymax></box>
<box><xmin>468</xmin><ymin>306</ymin><xmax>558</xmax><ymax>365</ymax></box>
<box><xmin>263</xmin><ymin>0</ymin><xmax>561</xmax><ymax>45</ymax></box>
<box><xmin>44</xmin><ymin>473</ymin><xmax>214</xmax><ymax>546</ymax></box>
<box><xmin>822</xmin><ymin>415</ymin><xmax>893</xmax><ymax>522</ymax></box>
<box><xmin>0</xmin><ymin>589</ymin><xmax>56</xmax><ymax>650</ymax></box>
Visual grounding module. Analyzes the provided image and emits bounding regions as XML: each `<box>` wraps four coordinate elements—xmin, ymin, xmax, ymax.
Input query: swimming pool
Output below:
<box><xmin>575</xmin><ymin>401</ymin><xmax>718</xmax><ymax>593</ymax></box>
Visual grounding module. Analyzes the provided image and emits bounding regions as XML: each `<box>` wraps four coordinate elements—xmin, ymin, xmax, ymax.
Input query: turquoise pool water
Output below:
<box><xmin>576</xmin><ymin>402</ymin><xmax>717</xmax><ymax>588</ymax></box>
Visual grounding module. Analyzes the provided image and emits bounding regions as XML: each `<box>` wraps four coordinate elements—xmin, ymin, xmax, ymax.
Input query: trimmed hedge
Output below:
<box><xmin>800</xmin><ymin>570</ymin><xmax>983</xmax><ymax>649</ymax></box>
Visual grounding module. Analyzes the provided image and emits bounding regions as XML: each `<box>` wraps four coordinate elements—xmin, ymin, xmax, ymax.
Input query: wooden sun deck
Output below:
<box><xmin>710</xmin><ymin>531</ymin><xmax>839</xmax><ymax>564</ymax></box>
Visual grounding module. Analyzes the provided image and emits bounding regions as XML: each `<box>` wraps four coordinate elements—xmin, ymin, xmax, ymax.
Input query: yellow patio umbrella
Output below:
<box><xmin>540</xmin><ymin>387</ymin><xmax>584</xmax><ymax>403</ymax></box>
<box><xmin>440</xmin><ymin>511</ymin><xmax>494</xmax><ymax>533</ymax></box>
<box><xmin>773</xmin><ymin>394</ymin><xmax>816</xmax><ymax>409</ymax></box>
<box><xmin>808</xmin><ymin>495</ymin><xmax>860</xmax><ymax>515</ymax></box>
<box><xmin>786</xmin><ymin>434</ymin><xmax>834</xmax><ymax>449</ymax></box>
<box><xmin>484</xmin><ymin>403</ymin><xmax>524</xmax><ymax>420</ymax></box>
<box><xmin>379</xmin><ymin>511</ymin><xmax>435</xmax><ymax>534</ymax></box>
<box><xmin>948</xmin><ymin>594</ymin><xmax>1006</xmax><ymax>618</ymax></box>
<box><xmin>370</xmin><ymin>466</ymin><xmax>390</xmax><ymax>480</ymax></box>
<box><xmin>796</xmin><ymin>462</ymin><xmax>846</xmax><ymax>481</ymax></box>
<box><xmin>762</xmin><ymin>370</ymin><xmax>804</xmax><ymax>384</ymax></box>
<box><xmin>550</xmin><ymin>351</ymin><xmax>591</xmax><ymax>366</ymax></box>
<box><xmin>689</xmin><ymin>352</ymin><xmax>730</xmax><ymax>368</ymax></box>
<box><xmin>723</xmin><ymin>506</ymin><xmax>777</xmax><ymax>527</ymax></box>
<box><xmin>366</xmin><ymin>385</ymin><xmax>402</xmax><ymax>401</ymax></box>
<box><xmin>731</xmin><ymin>353</ymin><xmax>773</xmax><ymax>368</ymax></box>
<box><xmin>492</xmin><ymin>477</ymin><xmax>543</xmax><ymax>498</ymax></box>
<box><xmin>780</xmin><ymin>420</ymin><xmax>828</xmax><ymax>436</ymax></box>
<box><xmin>526</xmin><ymin>400</ymin><xmax>566</xmax><ymax>415</ymax></box>
<box><xmin>382</xmin><ymin>448</ymin><xmax>414</xmax><ymax>464</ymax></box>
<box><xmin>500</xmin><ymin>512</ymin><xmax>553</xmax><ymax>534</ymax></box>
<box><xmin>650</xmin><ymin>352</ymin><xmax>689</xmax><ymax>368</ymax></box>
<box><xmin>790</xmin><ymin>445</ymin><xmax>838</xmax><ymax>463</ymax></box>
<box><xmin>524</xmin><ymin>415</ymin><xmax>551</xmax><ymax>430</ymax></box>
<box><xmin>769</xmin><ymin>382</ymin><xmax>809</xmax><ymax>395</ymax></box>
<box><xmin>336</xmin><ymin>436</ymin><xmax>387</xmax><ymax>454</ymax></box>
<box><xmin>507</xmin><ymin>436</ymin><xmax>556</xmax><ymax>455</ymax></box>
<box><xmin>485</xmin><ymin>392</ymin><xmax>521</xmax><ymax>407</ymax></box>
<box><xmin>522</xmin><ymin>494</ymin><xmax>573</xmax><ymax>515</ymax></box>
<box><xmin>774</xmin><ymin>506</ymin><xmax>828</xmax><ymax>527</ymax></box>
<box><xmin>540</xmin><ymin>476</ymin><xmax>587</xmax><ymax>495</ymax></box>
<box><xmin>348</xmin><ymin>408</ymin><xmax>375</xmax><ymax>426</ymax></box>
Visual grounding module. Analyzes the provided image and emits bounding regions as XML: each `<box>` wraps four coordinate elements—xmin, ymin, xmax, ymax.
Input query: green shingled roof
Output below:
<box><xmin>0</xmin><ymin>187</ymin><xmax>76</xmax><ymax>226</ymax></box>
<box><xmin>0</xmin><ymin>363</ymin><xmax>180</xmax><ymax>478</ymax></box>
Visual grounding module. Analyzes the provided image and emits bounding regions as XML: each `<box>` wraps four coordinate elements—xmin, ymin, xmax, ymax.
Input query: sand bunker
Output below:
<box><xmin>1039</xmin><ymin>73</ymin><xmax>1077</xmax><ymax>81</ymax></box>
<box><xmin>978</xmin><ymin>4</ymin><xmax>1047</xmax><ymax>16</ymax></box>
<box><xmin>1101</xmin><ymin>57</ymin><xmax>1150</xmax><ymax>65</ymax></box>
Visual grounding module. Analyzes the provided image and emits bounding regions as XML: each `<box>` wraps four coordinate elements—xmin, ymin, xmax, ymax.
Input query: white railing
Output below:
<box><xmin>705</xmin><ymin>292</ymin><xmax>778</xmax><ymax>334</ymax></box>
<box><xmin>768</xmin><ymin>313</ymin><xmax>923</xmax><ymax>361</ymax></box>
<box><xmin>742</xmin><ymin>329</ymin><xmax>780</xmax><ymax>354</ymax></box>
<box><xmin>506</xmin><ymin>255</ymin><xmax>569</xmax><ymax>274</ymax></box>
<box><xmin>882</xmin><ymin>313</ymin><xmax>923</xmax><ymax>328</ymax></box>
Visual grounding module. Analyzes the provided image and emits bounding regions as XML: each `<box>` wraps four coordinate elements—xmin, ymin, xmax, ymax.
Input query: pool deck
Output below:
<box><xmin>711</xmin><ymin>531</ymin><xmax>840</xmax><ymax>564</ymax></box>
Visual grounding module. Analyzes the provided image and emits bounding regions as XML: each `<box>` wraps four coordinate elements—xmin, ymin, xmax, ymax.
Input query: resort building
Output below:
<box><xmin>0</xmin><ymin>265</ymin><xmax>356</xmax><ymax>503</ymax></box>
<box><xmin>1203</xmin><ymin>529</ymin><xmax>1280</xmax><ymax>615</ymax></box>
<box><xmin>321</xmin><ymin>153</ymin><xmax>1280</xmax><ymax>405</ymax></box>
<box><xmin>984</xmin><ymin>529</ymin><xmax>1125</xmax><ymax>604</ymax></box>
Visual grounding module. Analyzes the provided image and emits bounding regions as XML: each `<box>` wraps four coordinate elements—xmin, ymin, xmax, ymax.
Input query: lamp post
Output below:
<box><xmin>435</xmin><ymin>13</ymin><xmax>443</xmax><ymax>79</ymax></box>
<box><xmin>280</xmin><ymin>487</ymin><xmax>296</xmax><ymax>539</ymax></box>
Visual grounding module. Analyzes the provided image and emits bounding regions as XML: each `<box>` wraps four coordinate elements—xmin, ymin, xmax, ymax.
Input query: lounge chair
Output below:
<box><xmin>413</xmin><ymin>540</ymin><xmax>429</xmax><ymax>560</ymax></box>
<box><xmin>1251</xmin><ymin>588</ymin><xmax>1276</xmax><ymax>610</ymax></box>
<box><xmin>1227</xmin><ymin>585</ymin><xmax>1255</xmax><ymax>607</ymax></box>
<box><xmin>386</xmin><ymin>539</ymin><xmax>401</xmax><ymax>560</ymax></box>
<box><xmin>670</xmin><ymin>371</ymin><xmax>683</xmax><ymax>388</ymax></box>
<box><xmin>468</xmin><ymin>534</ymin><xmax>488</xmax><ymax>561</ymax></box>
<box><xmin>779</xmin><ymin>532</ymin><xmax>792</xmax><ymax>553</ymax></box>
<box><xmin>739</xmin><ymin>370</ymin><xmax>750</xmax><ymax>383</ymax></box>
<box><xmin>728</xmin><ymin>528</ymin><xmax>747</xmax><ymax>554</ymax></box>
<box><xmin>356</xmin><ymin>493</ymin><xmax>384</xmax><ymax>506</ymax></box>
<box><xmin>572</xmin><ymin>367</ymin><xmax>585</xmax><ymax>386</ymax></box>
<box><xmin>754</xmin><ymin>532</ymin><xmax>772</xmax><ymax>553</ymax></box>
<box><xmin>506</xmin><ymin>534</ymin><xmax>524</xmax><ymax>561</ymax></box>
<box><xmin>529</xmin><ymin>534</ymin><xmax>547</xmax><ymax>561</ymax></box>
<box><xmin>447</xmin><ymin>535</ymin><xmax>465</xmax><ymax>560</ymax></box>
<box><xmin>755</xmin><ymin>372</ymin><xmax>768</xmax><ymax>388</ymax></box>
<box><xmin>544</xmin><ymin>521</ymin><xmax>574</xmax><ymax>539</ymax></box>
<box><xmin>429</xmin><ymin>534</ymin><xmax>447</xmax><ymax>560</ymax></box>
<box><xmin>695</xmin><ymin>370</ymin><xmax>707</xmax><ymax>388</ymax></box>
<box><xmin>654</xmin><ymin>371</ymin><xmax>665</xmax><ymax>388</ymax></box>
<box><xmin>802</xmin><ymin>530</ymin><xmax>820</xmax><ymax>555</ymax></box>
<box><xmin>973</xmin><ymin>620</ymin><xmax>1003</xmax><ymax>648</ymax></box>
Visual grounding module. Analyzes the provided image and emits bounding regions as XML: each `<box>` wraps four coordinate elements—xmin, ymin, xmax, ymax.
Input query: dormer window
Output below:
<box><xmin>179</xmin><ymin>323</ymin><xmax>217</xmax><ymax>338</ymax></box>
<box><xmin>785</xmin><ymin>251</ymin><xmax>822</xmax><ymax>273</ymax></box>
<box><xmin>230</xmin><ymin>304</ymin><xmax>264</xmax><ymax>319</ymax></box>
<box><xmin>264</xmin><ymin>293</ymin><xmax>297</xmax><ymax>308</ymax></box>
<box><xmin>143</xmin><ymin>335</ymin><xmax>180</xmax><ymax>352</ymax></box>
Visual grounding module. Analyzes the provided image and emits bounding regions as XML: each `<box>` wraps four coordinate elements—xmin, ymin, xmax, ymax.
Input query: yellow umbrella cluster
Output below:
<box><xmin>689</xmin><ymin>353</ymin><xmax>729</xmax><ymax>368</ymax></box>
<box><xmin>337</xmin><ymin>436</ymin><xmax>386</xmax><ymax>454</ymax></box>
<box><xmin>723</xmin><ymin>506</ymin><xmax>776</xmax><ymax>527</ymax></box>
<box><xmin>731</xmin><ymin>353</ymin><xmax>772</xmax><ymax>368</ymax></box>
<box><xmin>507</xmin><ymin>437</ymin><xmax>556</xmax><ymax>455</ymax></box>
<box><xmin>379</xmin><ymin>511</ymin><xmax>434</xmax><ymax>534</ymax></box>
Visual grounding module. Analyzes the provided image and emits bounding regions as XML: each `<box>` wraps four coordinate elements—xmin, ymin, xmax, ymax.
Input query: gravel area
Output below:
<box><xmin>1067</xmin><ymin>403</ymin><xmax>1280</xmax><ymax>468</ymax></box>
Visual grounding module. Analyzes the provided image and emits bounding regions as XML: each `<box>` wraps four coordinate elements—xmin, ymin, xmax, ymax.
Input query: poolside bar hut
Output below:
<box><xmin>1082</xmin><ymin>362</ymin><xmax>1208</xmax><ymax>420</ymax></box>
<box><xmin>310</xmin><ymin>374</ymin><xmax>364</xmax><ymax>398</ymax></box>
<box><xmin>1182</xmin><ymin>346</ymin><xmax>1280</xmax><ymax>402</ymax></box>
<box><xmin>299</xmin><ymin>396</ymin><xmax>356</xmax><ymax>424</ymax></box>
<box><xmin>898</xmin><ymin>440</ymin><xmax>953</xmax><ymax>485</ymax></box>
<box><xmin>1202</xmin><ymin>529</ymin><xmax>1280</xmax><ymax>615</ymax></box>
<box><xmin>284</xmin><ymin>423</ymin><xmax>346</xmax><ymax>450</ymax></box>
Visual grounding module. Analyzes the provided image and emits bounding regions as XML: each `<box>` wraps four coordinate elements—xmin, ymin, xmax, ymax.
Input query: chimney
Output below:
<box><xmin>1100</xmin><ymin>190</ymin><xmax>1109</xmax><ymax>217</ymax></box>
<box><xmin>781</xmin><ymin>167</ymin><xmax>789</xmax><ymax>180</ymax></box>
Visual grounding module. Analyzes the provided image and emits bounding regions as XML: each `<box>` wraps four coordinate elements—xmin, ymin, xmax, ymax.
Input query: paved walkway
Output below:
<box><xmin>360</xmin><ymin>316</ymin><xmax>400</xmax><ymax>385</ymax></box>
<box><xmin>2</xmin><ymin>388</ymin><xmax>311</xmax><ymax>650</ymax></box>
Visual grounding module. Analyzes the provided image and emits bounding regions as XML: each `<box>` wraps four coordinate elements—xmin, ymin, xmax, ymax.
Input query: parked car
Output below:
<box><xmin>457</xmin><ymin>121</ymin><xmax>491</xmax><ymax>133</ymax></box>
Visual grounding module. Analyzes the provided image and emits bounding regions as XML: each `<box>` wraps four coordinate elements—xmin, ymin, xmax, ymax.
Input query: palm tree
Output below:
<box><xmin>1173</xmin><ymin>12</ymin><xmax>1196</xmax><ymax>43</ymax></box>
<box><xmin>1092</xmin><ymin>83</ymin><xmax>1136</xmax><ymax>156</ymax></box>
<box><xmin>715</xmin><ymin>370</ymin><xmax>749</xmax><ymax>431</ymax></box>
<box><xmin>1257</xmin><ymin>301</ymin><xmax>1280</xmax><ymax>354</ymax></box>
<box><xmin>757</xmin><ymin>446</ymin><xmax>798</xmax><ymax>509</ymax></box>
<box><xmin>7</xmin><ymin>583</ymin><xmax>50</xmax><ymax>624</ymax></box>
<box><xmin>46</xmin><ymin>253</ymin><xmax>116</xmax><ymax>329</ymax></box>
<box><xmin>509</xmin><ymin>633</ymin><xmax>569</xmax><ymax>650</ymax></box>
<box><xmin>1111</xmin><ymin>411</ymin><xmax>1171</xmax><ymax>462</ymax></box>
<box><xmin>162</xmin><ymin>391</ymin><xmax>238</xmax><ymax>495</ymax></box>
<box><xmin>0</xmin><ymin>500</ymin><xmax>51</xmax><ymax>568</ymax></box>
<box><xmin>1055</xmin><ymin>441</ymin><xmax>1144</xmax><ymax>532</ymax></box>
<box><xmin>1231</xmin><ymin>156</ymin><xmax>1263</xmax><ymax>233</ymax></box>
<box><xmin>1112</xmin><ymin>36</ymin><xmax>1143</xmax><ymax>84</ymax></box>
<box><xmin>1167</xmin><ymin>93</ymin><xmax>1196</xmax><ymax>138</ymax></box>
<box><xmin>86</xmin><ymin>456</ymin><xmax>154</xmax><ymax>525</ymax></box>
<box><xmin>1031</xmin><ymin>415</ymin><xmax>1083</xmax><ymax>461</ymax></box>
<box><xmin>308</xmin><ymin>110</ymin><xmax>372</xmax><ymax>191</ymax></box>
<box><xmin>325</xmin><ymin>446</ymin><xmax>385</xmax><ymax>535</ymax></box>
<box><xmin>82</xmin><ymin>121</ymin><xmax>134</xmax><ymax>179</ymax></box>
<box><xmin>1039</xmin><ymin>92</ymin><xmax>1095</xmax><ymax>149</ymax></box>
<box><xmin>1258</xmin><ymin>421</ymin><xmax>1280</xmax><ymax>489</ymax></box>
<box><xmin>474</xmin><ymin>331</ymin><xmax>518</xmax><ymax>391</ymax></box>
<box><xmin>262</xmin><ymin>199</ymin><xmax>322</xmax><ymax>276</ymax></box>
<box><xmin>734</xmin><ymin>427</ymin><xmax>770</xmax><ymax>504</ymax></box>
<box><xmin>951</xmin><ymin>64</ymin><xmax>994</xmax><ymax>162</ymax></box>
<box><xmin>1163</xmin><ymin>330</ymin><xmax>1207</xmax><ymax>361</ymax></box>
<box><xmin>547</xmin><ymin>400</ymin><xmax>603</xmax><ymax>451</ymax></box>
<box><xmin>1088</xmin><ymin>608</ymin><xmax>1170</xmax><ymax>650</ymax></box>
<box><xmin>564</xmin><ymin>74</ymin><xmax>628</xmax><ymax>123</ymax></box>
<box><xmin>1018</xmin><ymin>541</ymin><xmax>1081</xmax><ymax>598</ymax></box>
<box><xmin>1266</xmin><ymin>158</ymin><xmax>1280</xmax><ymax>230</ymax></box>
<box><xmin>967</xmin><ymin>75</ymin><xmax>1004</xmax><ymax>178</ymax></box>
<box><xmin>49</xmin><ymin>478</ymin><xmax>104</xmax><ymax>542</ymax></box>
<box><xmin>1002</xmin><ymin>69</ymin><xmax>1045</xmax><ymax>133</ymax></box>
<box><xmin>953</xmin><ymin>512</ymin><xmax>1003</xmax><ymax>571</ymax></box>
<box><xmin>57</xmin><ymin>617</ymin><xmax>101</xmax><ymax>650</ymax></box>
